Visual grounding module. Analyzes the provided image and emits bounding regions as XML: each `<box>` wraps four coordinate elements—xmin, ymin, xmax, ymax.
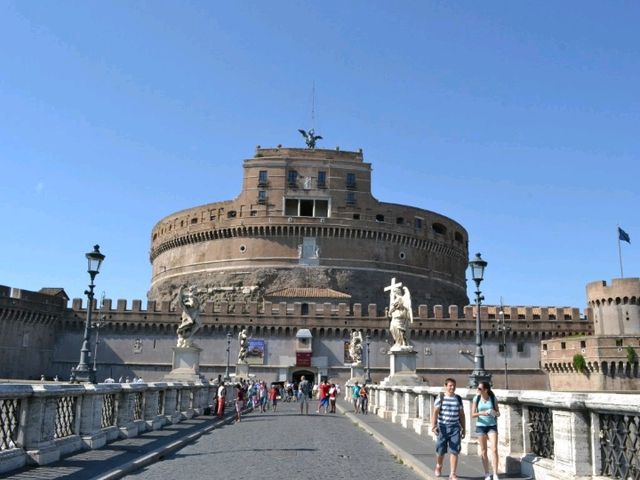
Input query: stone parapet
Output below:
<box><xmin>367</xmin><ymin>384</ymin><xmax>640</xmax><ymax>479</ymax></box>
<box><xmin>0</xmin><ymin>381</ymin><xmax>212</xmax><ymax>475</ymax></box>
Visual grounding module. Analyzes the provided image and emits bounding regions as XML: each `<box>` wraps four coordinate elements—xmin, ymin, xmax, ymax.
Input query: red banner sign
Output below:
<box><xmin>296</xmin><ymin>352</ymin><xmax>312</xmax><ymax>367</ymax></box>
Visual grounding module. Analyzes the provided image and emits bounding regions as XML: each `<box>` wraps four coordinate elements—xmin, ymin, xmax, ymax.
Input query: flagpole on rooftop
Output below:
<box><xmin>618</xmin><ymin>225</ymin><xmax>624</xmax><ymax>278</ymax></box>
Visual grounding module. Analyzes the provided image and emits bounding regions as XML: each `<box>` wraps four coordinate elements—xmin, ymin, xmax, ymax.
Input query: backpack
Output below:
<box><xmin>474</xmin><ymin>392</ymin><xmax>496</xmax><ymax>410</ymax></box>
<box><xmin>438</xmin><ymin>392</ymin><xmax>463</xmax><ymax>407</ymax></box>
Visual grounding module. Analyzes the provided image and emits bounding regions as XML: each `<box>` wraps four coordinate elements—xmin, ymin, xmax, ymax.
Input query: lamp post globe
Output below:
<box><xmin>70</xmin><ymin>245</ymin><xmax>105</xmax><ymax>384</ymax></box>
<box><xmin>468</xmin><ymin>252</ymin><xmax>492</xmax><ymax>388</ymax></box>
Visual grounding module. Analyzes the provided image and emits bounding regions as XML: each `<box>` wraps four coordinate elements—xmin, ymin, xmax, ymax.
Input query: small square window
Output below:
<box><xmin>396</xmin><ymin>217</ymin><xmax>404</xmax><ymax>225</ymax></box>
<box><xmin>616</xmin><ymin>339</ymin><xmax>623</xmax><ymax>347</ymax></box>
<box><xmin>542</xmin><ymin>343</ymin><xmax>548</xmax><ymax>351</ymax></box>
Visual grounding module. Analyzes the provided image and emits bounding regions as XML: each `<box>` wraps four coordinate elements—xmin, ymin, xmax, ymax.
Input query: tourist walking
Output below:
<box><xmin>235</xmin><ymin>383</ymin><xmax>245</xmax><ymax>422</ymax></box>
<box><xmin>258</xmin><ymin>381</ymin><xmax>268</xmax><ymax>412</ymax></box>
<box><xmin>298</xmin><ymin>376</ymin><xmax>311</xmax><ymax>414</ymax></box>
<box><xmin>359</xmin><ymin>383</ymin><xmax>369</xmax><ymax>414</ymax></box>
<box><xmin>471</xmin><ymin>381</ymin><xmax>501</xmax><ymax>480</ymax></box>
<box><xmin>217</xmin><ymin>382</ymin><xmax>227</xmax><ymax>418</ymax></box>
<box><xmin>328</xmin><ymin>383</ymin><xmax>337</xmax><ymax>413</ymax></box>
<box><xmin>317</xmin><ymin>379</ymin><xmax>329</xmax><ymax>414</ymax></box>
<box><xmin>269</xmin><ymin>383</ymin><xmax>278</xmax><ymax>412</ymax></box>
<box><xmin>351</xmin><ymin>382</ymin><xmax>361</xmax><ymax>414</ymax></box>
<box><xmin>431</xmin><ymin>378</ymin><xmax>466</xmax><ymax>480</ymax></box>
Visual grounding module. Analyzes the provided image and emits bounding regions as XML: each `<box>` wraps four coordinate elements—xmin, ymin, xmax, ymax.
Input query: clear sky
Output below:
<box><xmin>1</xmin><ymin>1</ymin><xmax>638</xmax><ymax>310</ymax></box>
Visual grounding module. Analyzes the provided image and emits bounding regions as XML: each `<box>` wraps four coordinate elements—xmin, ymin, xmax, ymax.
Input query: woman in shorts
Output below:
<box><xmin>471</xmin><ymin>381</ymin><xmax>501</xmax><ymax>480</ymax></box>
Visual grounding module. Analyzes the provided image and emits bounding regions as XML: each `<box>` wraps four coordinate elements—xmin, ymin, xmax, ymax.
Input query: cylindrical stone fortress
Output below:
<box><xmin>148</xmin><ymin>147</ymin><xmax>470</xmax><ymax>308</ymax></box>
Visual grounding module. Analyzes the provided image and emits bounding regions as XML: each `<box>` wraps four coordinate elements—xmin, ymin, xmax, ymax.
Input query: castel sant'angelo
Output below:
<box><xmin>3</xmin><ymin>138</ymin><xmax>638</xmax><ymax>390</ymax></box>
<box><xmin>148</xmin><ymin>145</ymin><xmax>469</xmax><ymax>309</ymax></box>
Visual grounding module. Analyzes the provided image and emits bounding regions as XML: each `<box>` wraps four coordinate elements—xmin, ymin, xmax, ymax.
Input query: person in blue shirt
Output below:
<box><xmin>431</xmin><ymin>378</ymin><xmax>466</xmax><ymax>480</ymax></box>
<box><xmin>471</xmin><ymin>381</ymin><xmax>501</xmax><ymax>480</ymax></box>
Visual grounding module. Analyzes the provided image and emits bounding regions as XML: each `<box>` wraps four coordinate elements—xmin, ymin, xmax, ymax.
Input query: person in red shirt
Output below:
<box><xmin>268</xmin><ymin>384</ymin><xmax>279</xmax><ymax>412</ymax></box>
<box><xmin>317</xmin><ymin>380</ymin><xmax>330</xmax><ymax>414</ymax></box>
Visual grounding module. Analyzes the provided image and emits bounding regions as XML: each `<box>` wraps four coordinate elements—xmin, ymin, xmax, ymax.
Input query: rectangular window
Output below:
<box><xmin>517</xmin><ymin>342</ymin><xmax>524</xmax><ymax>353</ymax></box>
<box><xmin>346</xmin><ymin>192</ymin><xmax>356</xmax><ymax>205</ymax></box>
<box><xmin>616</xmin><ymin>339</ymin><xmax>623</xmax><ymax>347</ymax></box>
<box><xmin>396</xmin><ymin>217</ymin><xmax>404</xmax><ymax>225</ymax></box>
<box><xmin>346</xmin><ymin>173</ymin><xmax>356</xmax><ymax>189</ymax></box>
<box><xmin>317</xmin><ymin>171</ymin><xmax>326</xmax><ymax>188</ymax></box>
<box><xmin>580</xmin><ymin>340</ymin><xmax>586</xmax><ymax>348</ymax></box>
<box><xmin>300</xmin><ymin>199</ymin><xmax>314</xmax><ymax>216</ymax></box>
<box><xmin>414</xmin><ymin>217</ymin><xmax>423</xmax><ymax>229</ymax></box>
<box><xmin>258</xmin><ymin>170</ymin><xmax>268</xmax><ymax>186</ymax></box>
<box><xmin>285</xmin><ymin>199</ymin><xmax>298</xmax><ymax>216</ymax></box>
<box><xmin>561</xmin><ymin>342</ymin><xmax>566</xmax><ymax>350</ymax></box>
<box><xmin>258</xmin><ymin>190</ymin><xmax>267</xmax><ymax>203</ymax></box>
<box><xmin>498</xmin><ymin>344</ymin><xmax>505</xmax><ymax>353</ymax></box>
<box><xmin>315</xmin><ymin>200</ymin><xmax>328</xmax><ymax>217</ymax></box>
<box><xmin>542</xmin><ymin>343</ymin><xmax>548</xmax><ymax>351</ymax></box>
<box><xmin>288</xmin><ymin>170</ymin><xmax>298</xmax><ymax>186</ymax></box>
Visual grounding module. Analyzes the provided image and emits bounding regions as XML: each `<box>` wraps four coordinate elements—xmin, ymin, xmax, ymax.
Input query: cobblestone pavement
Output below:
<box><xmin>124</xmin><ymin>400</ymin><xmax>423</xmax><ymax>480</ymax></box>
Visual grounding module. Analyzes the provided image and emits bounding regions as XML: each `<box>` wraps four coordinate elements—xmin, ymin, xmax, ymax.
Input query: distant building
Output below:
<box><xmin>148</xmin><ymin>147</ymin><xmax>470</xmax><ymax>309</ymax></box>
<box><xmin>543</xmin><ymin>277</ymin><xmax>640</xmax><ymax>391</ymax></box>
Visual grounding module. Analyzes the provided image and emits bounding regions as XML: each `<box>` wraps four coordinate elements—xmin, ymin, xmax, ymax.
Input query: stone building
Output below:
<box><xmin>148</xmin><ymin>147</ymin><xmax>470</xmax><ymax>308</ymax></box>
<box><xmin>1</xmin><ymin>283</ymin><xmax>592</xmax><ymax>389</ymax></box>
<box><xmin>542</xmin><ymin>277</ymin><xmax>640</xmax><ymax>391</ymax></box>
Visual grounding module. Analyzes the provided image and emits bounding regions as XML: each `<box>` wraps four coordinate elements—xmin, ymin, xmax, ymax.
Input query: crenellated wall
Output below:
<box><xmin>1</xmin><ymin>284</ymin><xmax>592</xmax><ymax>387</ymax></box>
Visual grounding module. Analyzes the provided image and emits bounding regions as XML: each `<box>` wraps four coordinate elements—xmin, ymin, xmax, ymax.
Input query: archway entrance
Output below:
<box><xmin>291</xmin><ymin>369</ymin><xmax>315</xmax><ymax>384</ymax></box>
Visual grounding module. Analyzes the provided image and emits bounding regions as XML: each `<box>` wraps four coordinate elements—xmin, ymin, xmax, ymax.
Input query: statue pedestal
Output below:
<box><xmin>236</xmin><ymin>362</ymin><xmax>249</xmax><ymax>381</ymax></box>
<box><xmin>381</xmin><ymin>348</ymin><xmax>424</xmax><ymax>386</ymax></box>
<box><xmin>347</xmin><ymin>364</ymin><xmax>365</xmax><ymax>385</ymax></box>
<box><xmin>164</xmin><ymin>346</ymin><xmax>206</xmax><ymax>382</ymax></box>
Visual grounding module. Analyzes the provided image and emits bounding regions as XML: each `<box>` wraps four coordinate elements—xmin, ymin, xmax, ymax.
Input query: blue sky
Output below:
<box><xmin>1</xmin><ymin>1</ymin><xmax>638</xmax><ymax>310</ymax></box>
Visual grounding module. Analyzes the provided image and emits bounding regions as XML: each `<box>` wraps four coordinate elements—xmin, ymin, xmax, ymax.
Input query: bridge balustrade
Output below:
<box><xmin>0</xmin><ymin>381</ymin><xmax>212</xmax><ymax>475</ymax></box>
<box><xmin>367</xmin><ymin>385</ymin><xmax>640</xmax><ymax>480</ymax></box>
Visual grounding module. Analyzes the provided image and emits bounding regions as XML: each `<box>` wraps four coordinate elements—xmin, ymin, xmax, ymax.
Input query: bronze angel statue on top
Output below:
<box><xmin>298</xmin><ymin>128</ymin><xmax>322</xmax><ymax>149</ymax></box>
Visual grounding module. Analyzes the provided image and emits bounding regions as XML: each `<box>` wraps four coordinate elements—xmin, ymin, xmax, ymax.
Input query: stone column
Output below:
<box><xmin>143</xmin><ymin>384</ymin><xmax>164</xmax><ymax>431</ymax></box>
<box><xmin>413</xmin><ymin>389</ymin><xmax>431</xmax><ymax>435</ymax></box>
<box><xmin>402</xmin><ymin>389</ymin><xmax>418</xmax><ymax>429</ymax></box>
<box><xmin>497</xmin><ymin>390</ymin><xmax>526</xmax><ymax>474</ymax></box>
<box><xmin>116</xmin><ymin>384</ymin><xmax>141</xmax><ymax>438</ymax></box>
<box><xmin>163</xmin><ymin>386</ymin><xmax>181</xmax><ymax>424</ymax></box>
<box><xmin>552</xmin><ymin>404</ymin><xmax>591</xmax><ymax>477</ymax></box>
<box><xmin>180</xmin><ymin>385</ymin><xmax>194</xmax><ymax>419</ymax></box>
<box><xmin>392</xmin><ymin>388</ymin><xmax>403</xmax><ymax>424</ymax></box>
<box><xmin>78</xmin><ymin>384</ymin><xmax>110</xmax><ymax>449</ymax></box>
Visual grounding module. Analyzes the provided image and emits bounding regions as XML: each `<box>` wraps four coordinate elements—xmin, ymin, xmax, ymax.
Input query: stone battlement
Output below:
<box><xmin>69</xmin><ymin>296</ymin><xmax>587</xmax><ymax>322</ymax></box>
<box><xmin>253</xmin><ymin>146</ymin><xmax>364</xmax><ymax>162</ymax></box>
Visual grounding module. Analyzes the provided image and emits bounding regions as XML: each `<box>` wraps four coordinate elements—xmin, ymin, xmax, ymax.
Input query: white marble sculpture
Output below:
<box><xmin>238</xmin><ymin>328</ymin><xmax>249</xmax><ymax>363</ymax></box>
<box><xmin>386</xmin><ymin>280</ymin><xmax>413</xmax><ymax>350</ymax></box>
<box><xmin>349</xmin><ymin>330</ymin><xmax>364</xmax><ymax>365</ymax></box>
<box><xmin>176</xmin><ymin>286</ymin><xmax>202</xmax><ymax>348</ymax></box>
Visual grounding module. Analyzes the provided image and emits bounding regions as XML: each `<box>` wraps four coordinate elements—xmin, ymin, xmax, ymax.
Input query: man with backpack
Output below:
<box><xmin>431</xmin><ymin>378</ymin><xmax>466</xmax><ymax>480</ymax></box>
<box><xmin>298</xmin><ymin>376</ymin><xmax>311</xmax><ymax>414</ymax></box>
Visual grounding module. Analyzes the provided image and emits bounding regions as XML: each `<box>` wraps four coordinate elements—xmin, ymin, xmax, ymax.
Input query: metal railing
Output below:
<box><xmin>365</xmin><ymin>385</ymin><xmax>640</xmax><ymax>480</ymax></box>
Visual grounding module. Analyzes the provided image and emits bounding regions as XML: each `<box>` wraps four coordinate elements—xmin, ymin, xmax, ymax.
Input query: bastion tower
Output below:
<box><xmin>148</xmin><ymin>146</ymin><xmax>470</xmax><ymax>308</ymax></box>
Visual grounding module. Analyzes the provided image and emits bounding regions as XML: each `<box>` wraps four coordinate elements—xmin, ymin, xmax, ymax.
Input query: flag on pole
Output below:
<box><xmin>618</xmin><ymin>227</ymin><xmax>631</xmax><ymax>244</ymax></box>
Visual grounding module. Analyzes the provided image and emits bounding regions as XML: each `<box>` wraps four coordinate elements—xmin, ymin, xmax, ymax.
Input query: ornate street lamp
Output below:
<box><xmin>496</xmin><ymin>306</ymin><xmax>511</xmax><ymax>389</ymax></box>
<box><xmin>70</xmin><ymin>245</ymin><xmax>105</xmax><ymax>383</ymax></box>
<box><xmin>468</xmin><ymin>252</ymin><xmax>492</xmax><ymax>388</ymax></box>
<box><xmin>365</xmin><ymin>334</ymin><xmax>372</xmax><ymax>384</ymax></box>
<box><xmin>224</xmin><ymin>332</ymin><xmax>232</xmax><ymax>381</ymax></box>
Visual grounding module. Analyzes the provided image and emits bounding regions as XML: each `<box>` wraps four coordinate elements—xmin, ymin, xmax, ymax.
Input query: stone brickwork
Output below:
<box><xmin>542</xmin><ymin>277</ymin><xmax>640</xmax><ymax>391</ymax></box>
<box><xmin>148</xmin><ymin>147</ymin><xmax>470</xmax><ymax>308</ymax></box>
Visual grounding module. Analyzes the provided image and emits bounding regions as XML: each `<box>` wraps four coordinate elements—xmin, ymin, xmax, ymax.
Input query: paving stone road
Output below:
<box><xmin>124</xmin><ymin>400</ymin><xmax>423</xmax><ymax>480</ymax></box>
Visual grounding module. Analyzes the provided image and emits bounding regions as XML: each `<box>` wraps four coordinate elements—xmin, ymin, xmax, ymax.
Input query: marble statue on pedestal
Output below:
<box><xmin>349</xmin><ymin>330</ymin><xmax>363</xmax><ymax>365</ymax></box>
<box><xmin>385</xmin><ymin>278</ymin><xmax>413</xmax><ymax>350</ymax></box>
<box><xmin>176</xmin><ymin>286</ymin><xmax>202</xmax><ymax>348</ymax></box>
